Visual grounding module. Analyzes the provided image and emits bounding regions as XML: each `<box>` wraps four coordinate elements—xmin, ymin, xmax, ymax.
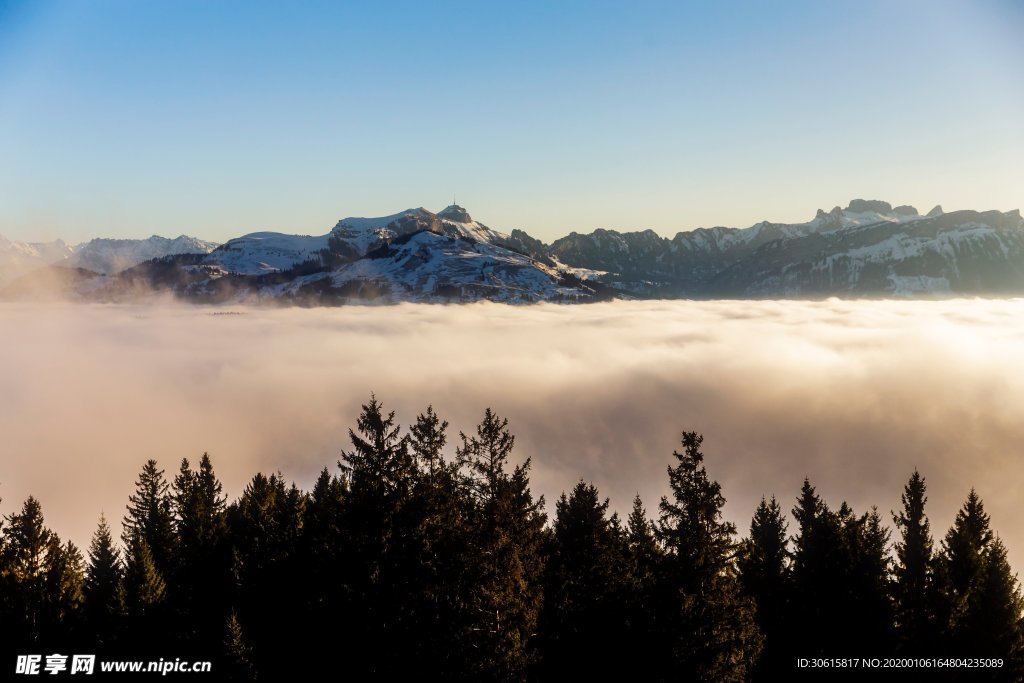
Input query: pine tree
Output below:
<box><xmin>1</xmin><ymin>496</ymin><xmax>54</xmax><ymax>646</ymax></box>
<box><xmin>84</xmin><ymin>514</ymin><xmax>124</xmax><ymax>650</ymax></box>
<box><xmin>843</xmin><ymin>505</ymin><xmax>894</xmax><ymax>654</ymax></box>
<box><xmin>222</xmin><ymin>609</ymin><xmax>256</xmax><ymax>681</ymax></box>
<box><xmin>227</xmin><ymin>472</ymin><xmax>306</xmax><ymax>678</ymax></box>
<box><xmin>174</xmin><ymin>453</ymin><xmax>228</xmax><ymax>559</ymax></box>
<box><xmin>457</xmin><ymin>408</ymin><xmax>547</xmax><ymax>680</ymax></box>
<box><xmin>41</xmin><ymin>536</ymin><xmax>85</xmax><ymax>648</ymax></box>
<box><xmin>939</xmin><ymin>489</ymin><xmax>1024</xmax><ymax>671</ymax></box>
<box><xmin>938</xmin><ymin>488</ymin><xmax>993</xmax><ymax>653</ymax></box>
<box><xmin>737</xmin><ymin>496</ymin><xmax>789</xmax><ymax>677</ymax></box>
<box><xmin>299</xmin><ymin>467</ymin><xmax>349</xmax><ymax>674</ymax></box>
<box><xmin>404</xmin><ymin>406</ymin><xmax>471</xmax><ymax>676</ymax></box>
<box><xmin>410</xmin><ymin>405</ymin><xmax>448</xmax><ymax>480</ymax></box>
<box><xmin>123</xmin><ymin>535</ymin><xmax>166</xmax><ymax>619</ymax></box>
<box><xmin>540</xmin><ymin>480</ymin><xmax>628</xmax><ymax>678</ymax></box>
<box><xmin>622</xmin><ymin>494</ymin><xmax>664</xmax><ymax>678</ymax></box>
<box><xmin>789</xmin><ymin>479</ymin><xmax>847</xmax><ymax>657</ymax></box>
<box><xmin>892</xmin><ymin>470</ymin><xmax>937</xmax><ymax>654</ymax></box>
<box><xmin>122</xmin><ymin>460</ymin><xmax>177</xmax><ymax>579</ymax></box>
<box><xmin>656</xmin><ymin>431</ymin><xmax>762</xmax><ymax>681</ymax></box>
<box><xmin>960</xmin><ymin>537</ymin><xmax>1024</xmax><ymax>676</ymax></box>
<box><xmin>940</xmin><ymin>489</ymin><xmax>993</xmax><ymax>608</ymax></box>
<box><xmin>172</xmin><ymin>453</ymin><xmax>230</xmax><ymax>652</ymax></box>
<box><xmin>337</xmin><ymin>396</ymin><xmax>418</xmax><ymax>676</ymax></box>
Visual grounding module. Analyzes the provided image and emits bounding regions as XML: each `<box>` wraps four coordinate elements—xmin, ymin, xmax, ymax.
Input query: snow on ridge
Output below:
<box><xmin>335</xmin><ymin>208</ymin><xmax>426</xmax><ymax>231</ymax></box>
<box><xmin>208</xmin><ymin>231</ymin><xmax>331</xmax><ymax>275</ymax></box>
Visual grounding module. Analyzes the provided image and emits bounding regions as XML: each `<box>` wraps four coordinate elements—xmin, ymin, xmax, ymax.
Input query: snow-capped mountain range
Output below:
<box><xmin>3</xmin><ymin>199</ymin><xmax>1024</xmax><ymax>303</ymax></box>
<box><xmin>0</xmin><ymin>234</ymin><xmax>218</xmax><ymax>285</ymax></box>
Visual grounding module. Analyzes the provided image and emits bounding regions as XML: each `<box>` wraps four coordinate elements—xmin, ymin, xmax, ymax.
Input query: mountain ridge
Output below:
<box><xmin>3</xmin><ymin>199</ymin><xmax>1023</xmax><ymax>303</ymax></box>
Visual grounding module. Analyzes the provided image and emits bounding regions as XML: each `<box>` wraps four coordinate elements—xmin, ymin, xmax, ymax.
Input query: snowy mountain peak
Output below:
<box><xmin>438</xmin><ymin>204</ymin><xmax>473</xmax><ymax>224</ymax></box>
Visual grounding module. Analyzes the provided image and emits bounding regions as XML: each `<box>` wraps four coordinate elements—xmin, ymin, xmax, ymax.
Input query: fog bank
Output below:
<box><xmin>2</xmin><ymin>299</ymin><xmax>1024</xmax><ymax>569</ymax></box>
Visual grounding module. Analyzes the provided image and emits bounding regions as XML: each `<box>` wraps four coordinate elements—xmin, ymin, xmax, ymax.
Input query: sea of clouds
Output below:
<box><xmin>2</xmin><ymin>299</ymin><xmax>1024</xmax><ymax>568</ymax></box>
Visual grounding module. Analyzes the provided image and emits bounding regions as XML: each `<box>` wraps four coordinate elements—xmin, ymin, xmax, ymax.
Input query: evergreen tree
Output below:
<box><xmin>843</xmin><ymin>505</ymin><xmax>894</xmax><ymax>654</ymax></box>
<box><xmin>940</xmin><ymin>489</ymin><xmax>993</xmax><ymax>616</ymax></box>
<box><xmin>405</xmin><ymin>406</ymin><xmax>471</xmax><ymax>676</ymax></box>
<box><xmin>299</xmin><ymin>467</ymin><xmax>348</xmax><ymax>669</ymax></box>
<box><xmin>227</xmin><ymin>472</ymin><xmax>306</xmax><ymax>679</ymax></box>
<box><xmin>540</xmin><ymin>480</ymin><xmax>628</xmax><ymax>678</ymax></box>
<box><xmin>121</xmin><ymin>533</ymin><xmax>169</xmax><ymax>657</ymax></box>
<box><xmin>122</xmin><ymin>460</ymin><xmax>177</xmax><ymax>579</ymax></box>
<box><xmin>939</xmin><ymin>489</ymin><xmax>1024</xmax><ymax>671</ymax></box>
<box><xmin>410</xmin><ymin>405</ymin><xmax>448</xmax><ymax>480</ymax></box>
<box><xmin>222</xmin><ymin>609</ymin><xmax>256</xmax><ymax>681</ymax></box>
<box><xmin>172</xmin><ymin>453</ymin><xmax>230</xmax><ymax>652</ymax></box>
<box><xmin>622</xmin><ymin>494</ymin><xmax>664</xmax><ymax>679</ymax></box>
<box><xmin>457</xmin><ymin>408</ymin><xmax>548</xmax><ymax>680</ymax></box>
<box><xmin>737</xmin><ymin>496</ymin><xmax>790</xmax><ymax>678</ymax></box>
<box><xmin>122</xmin><ymin>535</ymin><xmax>167</xmax><ymax>620</ymax></box>
<box><xmin>789</xmin><ymin>479</ymin><xmax>847</xmax><ymax>657</ymax></box>
<box><xmin>84</xmin><ymin>514</ymin><xmax>124</xmax><ymax>650</ymax></box>
<box><xmin>1</xmin><ymin>496</ymin><xmax>54</xmax><ymax>647</ymax></box>
<box><xmin>656</xmin><ymin>431</ymin><xmax>762</xmax><ymax>681</ymax></box>
<box><xmin>41</xmin><ymin>536</ymin><xmax>85</xmax><ymax>648</ymax></box>
<box><xmin>960</xmin><ymin>537</ymin><xmax>1024</xmax><ymax>677</ymax></box>
<box><xmin>892</xmin><ymin>470</ymin><xmax>938</xmax><ymax>654</ymax></box>
<box><xmin>337</xmin><ymin>396</ymin><xmax>418</xmax><ymax>676</ymax></box>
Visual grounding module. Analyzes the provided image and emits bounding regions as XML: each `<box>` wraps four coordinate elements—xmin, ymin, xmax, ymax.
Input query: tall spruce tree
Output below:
<box><xmin>172</xmin><ymin>453</ymin><xmax>230</xmax><ymax>653</ymax></box>
<box><xmin>540</xmin><ymin>480</ymin><xmax>628</xmax><ymax>678</ymax></box>
<box><xmin>456</xmin><ymin>408</ymin><xmax>547</xmax><ymax>681</ymax></box>
<box><xmin>405</xmin><ymin>406</ymin><xmax>471</xmax><ymax>676</ymax></box>
<box><xmin>222</xmin><ymin>609</ymin><xmax>256</xmax><ymax>682</ymax></box>
<box><xmin>737</xmin><ymin>495</ymin><xmax>790</xmax><ymax>678</ymax></box>
<box><xmin>843</xmin><ymin>505</ymin><xmax>894</xmax><ymax>654</ymax></box>
<box><xmin>789</xmin><ymin>479</ymin><xmax>847</xmax><ymax>657</ymax></box>
<box><xmin>227</xmin><ymin>472</ymin><xmax>306</xmax><ymax>679</ymax></box>
<box><xmin>939</xmin><ymin>489</ymin><xmax>1024</xmax><ymax>670</ymax></box>
<box><xmin>41</xmin><ymin>536</ymin><xmax>85</xmax><ymax>648</ymax></box>
<box><xmin>298</xmin><ymin>467</ymin><xmax>347</xmax><ymax>670</ymax></box>
<box><xmin>938</xmin><ymin>488</ymin><xmax>993</xmax><ymax>653</ymax></box>
<box><xmin>1</xmin><ymin>496</ymin><xmax>54</xmax><ymax>647</ymax></box>
<box><xmin>123</xmin><ymin>460</ymin><xmax>177</xmax><ymax>579</ymax></box>
<box><xmin>960</xmin><ymin>536</ymin><xmax>1024</xmax><ymax>676</ymax></box>
<box><xmin>892</xmin><ymin>470</ymin><xmax>938</xmax><ymax>654</ymax></box>
<box><xmin>84</xmin><ymin>514</ymin><xmax>124</xmax><ymax>650</ymax></box>
<box><xmin>122</xmin><ymin>534</ymin><xmax>168</xmax><ymax>655</ymax></box>
<box><xmin>622</xmin><ymin>494</ymin><xmax>664</xmax><ymax>679</ymax></box>
<box><xmin>337</xmin><ymin>396</ymin><xmax>418</xmax><ymax>676</ymax></box>
<box><xmin>656</xmin><ymin>431</ymin><xmax>762</xmax><ymax>681</ymax></box>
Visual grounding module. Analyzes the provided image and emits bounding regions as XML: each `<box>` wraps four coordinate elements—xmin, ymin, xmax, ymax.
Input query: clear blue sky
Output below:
<box><xmin>1</xmin><ymin>0</ymin><xmax>1021</xmax><ymax>243</ymax></box>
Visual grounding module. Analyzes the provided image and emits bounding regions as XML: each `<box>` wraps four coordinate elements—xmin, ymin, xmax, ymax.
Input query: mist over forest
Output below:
<box><xmin>2</xmin><ymin>298</ymin><xmax>1024</xmax><ymax>572</ymax></box>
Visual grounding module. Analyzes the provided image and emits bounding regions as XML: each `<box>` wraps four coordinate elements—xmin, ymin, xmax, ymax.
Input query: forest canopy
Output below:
<box><xmin>2</xmin><ymin>397</ymin><xmax>1022</xmax><ymax>680</ymax></box>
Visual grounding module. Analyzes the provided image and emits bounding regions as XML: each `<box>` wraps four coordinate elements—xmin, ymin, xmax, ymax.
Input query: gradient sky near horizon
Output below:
<box><xmin>1</xmin><ymin>0</ymin><xmax>1022</xmax><ymax>244</ymax></box>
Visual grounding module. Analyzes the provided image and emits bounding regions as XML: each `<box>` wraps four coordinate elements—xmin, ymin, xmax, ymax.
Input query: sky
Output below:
<box><xmin>0</xmin><ymin>0</ymin><xmax>1022</xmax><ymax>244</ymax></box>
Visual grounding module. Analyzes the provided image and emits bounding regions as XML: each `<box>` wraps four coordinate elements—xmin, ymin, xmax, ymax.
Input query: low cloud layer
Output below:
<box><xmin>2</xmin><ymin>299</ymin><xmax>1024</xmax><ymax>569</ymax></box>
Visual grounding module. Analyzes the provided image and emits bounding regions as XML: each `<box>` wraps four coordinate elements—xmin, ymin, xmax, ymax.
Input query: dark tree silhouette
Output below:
<box><xmin>738</xmin><ymin>495</ymin><xmax>790</xmax><ymax>678</ymax></box>
<box><xmin>892</xmin><ymin>470</ymin><xmax>938</xmax><ymax>654</ymax></box>
<box><xmin>540</xmin><ymin>480</ymin><xmax>628</xmax><ymax>678</ymax></box>
<box><xmin>84</xmin><ymin>514</ymin><xmax>124</xmax><ymax>651</ymax></box>
<box><xmin>122</xmin><ymin>459</ymin><xmax>177</xmax><ymax>579</ymax></box>
<box><xmin>656</xmin><ymin>431</ymin><xmax>762</xmax><ymax>681</ymax></box>
<box><xmin>456</xmin><ymin>408</ymin><xmax>547</xmax><ymax>680</ymax></box>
